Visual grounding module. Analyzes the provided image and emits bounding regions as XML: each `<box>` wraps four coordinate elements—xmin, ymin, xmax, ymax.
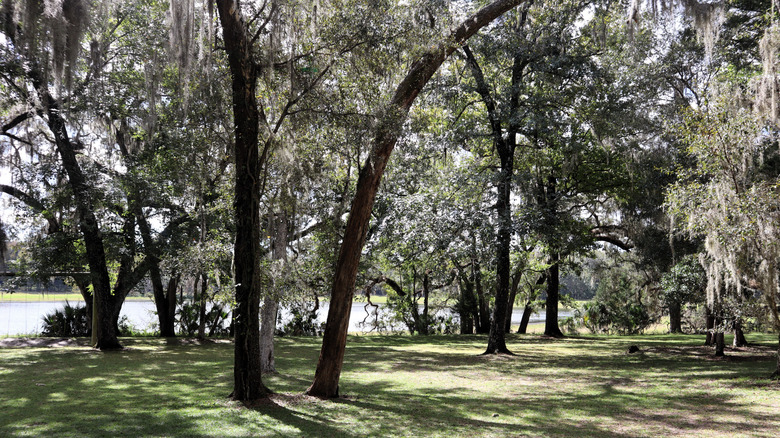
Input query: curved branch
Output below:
<box><xmin>0</xmin><ymin>184</ymin><xmax>60</xmax><ymax>233</ymax></box>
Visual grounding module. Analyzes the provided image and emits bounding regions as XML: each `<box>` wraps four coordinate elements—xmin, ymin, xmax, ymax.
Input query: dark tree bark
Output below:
<box><xmin>518</xmin><ymin>302</ymin><xmax>533</xmax><ymax>334</ymax></box>
<box><xmin>542</xmin><ymin>174</ymin><xmax>564</xmax><ymax>338</ymax></box>
<box><xmin>474</xmin><ymin>261</ymin><xmax>490</xmax><ymax>334</ymax></box>
<box><xmin>73</xmin><ymin>277</ymin><xmax>93</xmax><ymax>336</ymax></box>
<box><xmin>459</xmin><ymin>278</ymin><xmax>475</xmax><ymax>334</ymax></box>
<box><xmin>454</xmin><ymin>262</ymin><xmax>475</xmax><ymax>334</ymax></box>
<box><xmin>669</xmin><ymin>301</ymin><xmax>682</xmax><ymax>334</ymax></box>
<box><xmin>462</xmin><ymin>43</ymin><xmax>514</xmax><ymax>354</ymax></box>
<box><xmin>216</xmin><ymin>0</ymin><xmax>271</xmax><ymax>401</ymax></box>
<box><xmin>35</xmin><ymin>79</ymin><xmax>119</xmax><ymax>349</ymax></box>
<box><xmin>543</xmin><ymin>253</ymin><xmax>564</xmax><ymax>338</ymax></box>
<box><xmin>484</xmin><ymin>155</ymin><xmax>513</xmax><ymax>354</ymax></box>
<box><xmin>714</xmin><ymin>331</ymin><xmax>725</xmax><ymax>356</ymax></box>
<box><xmin>161</xmin><ymin>275</ymin><xmax>179</xmax><ymax>337</ymax></box>
<box><xmin>733</xmin><ymin>320</ymin><xmax>747</xmax><ymax>347</ymax></box>
<box><xmin>518</xmin><ymin>274</ymin><xmax>545</xmax><ymax>334</ymax></box>
<box><xmin>421</xmin><ymin>272</ymin><xmax>431</xmax><ymax>335</ymax></box>
<box><xmin>505</xmin><ymin>268</ymin><xmax>524</xmax><ymax>333</ymax></box>
<box><xmin>306</xmin><ymin>0</ymin><xmax>528</xmax><ymax>398</ymax></box>
<box><xmin>137</xmin><ymin>211</ymin><xmax>177</xmax><ymax>337</ymax></box>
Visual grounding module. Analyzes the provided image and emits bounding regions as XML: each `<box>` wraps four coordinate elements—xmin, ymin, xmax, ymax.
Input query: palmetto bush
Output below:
<box><xmin>40</xmin><ymin>301</ymin><xmax>90</xmax><ymax>337</ymax></box>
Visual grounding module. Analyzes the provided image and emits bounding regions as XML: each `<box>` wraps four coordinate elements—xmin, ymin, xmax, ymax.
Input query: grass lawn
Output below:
<box><xmin>353</xmin><ymin>294</ymin><xmax>389</xmax><ymax>304</ymax></box>
<box><xmin>1</xmin><ymin>333</ymin><xmax>778</xmax><ymax>437</ymax></box>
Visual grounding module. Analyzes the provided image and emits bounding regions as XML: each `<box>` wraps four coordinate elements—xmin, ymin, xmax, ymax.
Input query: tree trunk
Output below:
<box><xmin>216</xmin><ymin>0</ymin><xmax>270</xmax><ymax>401</ymax></box>
<box><xmin>669</xmin><ymin>300</ymin><xmax>682</xmax><ymax>334</ymax></box>
<box><xmin>458</xmin><ymin>278</ymin><xmax>474</xmax><ymax>334</ymax></box>
<box><xmin>714</xmin><ymin>331</ymin><xmax>725</xmax><ymax>356</ymax></box>
<box><xmin>518</xmin><ymin>274</ymin><xmax>545</xmax><ymax>334</ymax></box>
<box><xmin>544</xmin><ymin>254</ymin><xmax>564</xmax><ymax>338</ymax></box>
<box><xmin>484</xmin><ymin>153</ymin><xmax>513</xmax><ymax>354</ymax></box>
<box><xmin>505</xmin><ymin>269</ymin><xmax>523</xmax><ymax>333</ymax></box>
<box><xmin>773</xmin><ymin>333</ymin><xmax>780</xmax><ymax>379</ymax></box>
<box><xmin>74</xmin><ymin>278</ymin><xmax>93</xmax><ymax>337</ymax></box>
<box><xmin>463</xmin><ymin>42</ymin><xmax>514</xmax><ymax>354</ymax></box>
<box><xmin>261</xmin><ymin>212</ymin><xmax>287</xmax><ymax>374</ymax></box>
<box><xmin>306</xmin><ymin>0</ymin><xmax>528</xmax><ymax>398</ymax></box>
<box><xmin>34</xmin><ymin>73</ymin><xmax>118</xmax><ymax>349</ymax></box>
<box><xmin>518</xmin><ymin>301</ymin><xmax>533</xmax><ymax>334</ymax></box>
<box><xmin>163</xmin><ymin>275</ymin><xmax>179</xmax><ymax>337</ymax></box>
<box><xmin>705</xmin><ymin>305</ymin><xmax>715</xmax><ymax>346</ymax></box>
<box><xmin>733</xmin><ymin>320</ymin><xmax>747</xmax><ymax>347</ymax></box>
<box><xmin>420</xmin><ymin>272</ymin><xmax>430</xmax><ymax>335</ymax></box>
<box><xmin>198</xmin><ymin>272</ymin><xmax>207</xmax><ymax>340</ymax></box>
<box><xmin>474</xmin><ymin>261</ymin><xmax>490</xmax><ymax>334</ymax></box>
<box><xmin>260</xmin><ymin>297</ymin><xmax>278</xmax><ymax>373</ymax></box>
<box><xmin>149</xmin><ymin>265</ymin><xmax>174</xmax><ymax>337</ymax></box>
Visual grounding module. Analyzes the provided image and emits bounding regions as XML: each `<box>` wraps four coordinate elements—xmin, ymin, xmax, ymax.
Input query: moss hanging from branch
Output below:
<box><xmin>626</xmin><ymin>0</ymin><xmax>724</xmax><ymax>57</ymax></box>
<box><xmin>2</xmin><ymin>0</ymin><xmax>91</xmax><ymax>94</ymax></box>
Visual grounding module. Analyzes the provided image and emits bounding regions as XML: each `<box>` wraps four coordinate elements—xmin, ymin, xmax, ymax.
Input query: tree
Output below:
<box><xmin>660</xmin><ymin>255</ymin><xmax>706</xmax><ymax>333</ymax></box>
<box><xmin>306</xmin><ymin>0</ymin><xmax>529</xmax><ymax>398</ymax></box>
<box><xmin>214</xmin><ymin>0</ymin><xmax>347</xmax><ymax>400</ymax></box>
<box><xmin>1</xmin><ymin>0</ymin><xmax>223</xmax><ymax>344</ymax></box>
<box><xmin>214</xmin><ymin>0</ymin><xmax>274</xmax><ymax>401</ymax></box>
<box><xmin>0</xmin><ymin>1</ymin><xmax>194</xmax><ymax>349</ymax></box>
<box><xmin>667</xmin><ymin>101</ymin><xmax>780</xmax><ymax>364</ymax></box>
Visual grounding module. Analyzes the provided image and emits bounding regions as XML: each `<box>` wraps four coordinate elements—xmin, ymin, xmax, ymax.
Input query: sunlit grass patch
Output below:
<box><xmin>1</xmin><ymin>333</ymin><xmax>778</xmax><ymax>437</ymax></box>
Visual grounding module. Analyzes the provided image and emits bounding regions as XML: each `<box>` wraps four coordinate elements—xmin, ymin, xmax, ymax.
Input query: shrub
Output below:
<box><xmin>581</xmin><ymin>272</ymin><xmax>652</xmax><ymax>335</ymax></box>
<box><xmin>278</xmin><ymin>305</ymin><xmax>323</xmax><ymax>336</ymax></box>
<box><xmin>175</xmin><ymin>302</ymin><xmax>230</xmax><ymax>337</ymax></box>
<box><xmin>41</xmin><ymin>301</ymin><xmax>90</xmax><ymax>337</ymax></box>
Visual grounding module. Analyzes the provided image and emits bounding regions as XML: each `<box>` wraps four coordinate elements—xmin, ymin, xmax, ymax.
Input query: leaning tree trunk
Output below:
<box><xmin>10</xmin><ymin>30</ymin><xmax>118</xmax><ymax>349</ymax></box>
<box><xmin>505</xmin><ymin>269</ymin><xmax>523</xmax><ymax>333</ymax></box>
<box><xmin>216</xmin><ymin>0</ymin><xmax>270</xmax><ymax>401</ymax></box>
<box><xmin>305</xmin><ymin>0</ymin><xmax>528</xmax><ymax>399</ymax></box>
<box><xmin>34</xmin><ymin>74</ymin><xmax>118</xmax><ymax>349</ymax></box>
<box><xmin>518</xmin><ymin>301</ymin><xmax>533</xmax><ymax>334</ymax></box>
<box><xmin>518</xmin><ymin>274</ymin><xmax>545</xmax><ymax>334</ymax></box>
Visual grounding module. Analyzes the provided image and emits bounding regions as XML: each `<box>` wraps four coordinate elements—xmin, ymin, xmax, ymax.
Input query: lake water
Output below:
<box><xmin>0</xmin><ymin>299</ymin><xmax>572</xmax><ymax>336</ymax></box>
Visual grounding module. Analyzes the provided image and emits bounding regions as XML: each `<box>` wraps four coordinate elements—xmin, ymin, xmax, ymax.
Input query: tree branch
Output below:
<box><xmin>0</xmin><ymin>184</ymin><xmax>60</xmax><ymax>233</ymax></box>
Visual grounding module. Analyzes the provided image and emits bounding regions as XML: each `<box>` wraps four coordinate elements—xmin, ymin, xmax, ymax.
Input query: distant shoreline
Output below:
<box><xmin>0</xmin><ymin>293</ymin><xmax>151</xmax><ymax>303</ymax></box>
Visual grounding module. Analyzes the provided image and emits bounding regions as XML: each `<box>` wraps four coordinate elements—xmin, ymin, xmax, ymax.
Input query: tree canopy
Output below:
<box><xmin>2</xmin><ymin>0</ymin><xmax>780</xmax><ymax>398</ymax></box>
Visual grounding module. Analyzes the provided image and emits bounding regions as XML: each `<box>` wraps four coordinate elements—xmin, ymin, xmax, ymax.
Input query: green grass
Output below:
<box><xmin>353</xmin><ymin>294</ymin><xmax>388</xmax><ymax>304</ymax></box>
<box><xmin>1</xmin><ymin>333</ymin><xmax>778</xmax><ymax>437</ymax></box>
<box><xmin>0</xmin><ymin>292</ymin><xmax>150</xmax><ymax>302</ymax></box>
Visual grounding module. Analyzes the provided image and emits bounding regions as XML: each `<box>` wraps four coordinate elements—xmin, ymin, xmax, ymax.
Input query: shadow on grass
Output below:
<box><xmin>1</xmin><ymin>333</ymin><xmax>778</xmax><ymax>437</ymax></box>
